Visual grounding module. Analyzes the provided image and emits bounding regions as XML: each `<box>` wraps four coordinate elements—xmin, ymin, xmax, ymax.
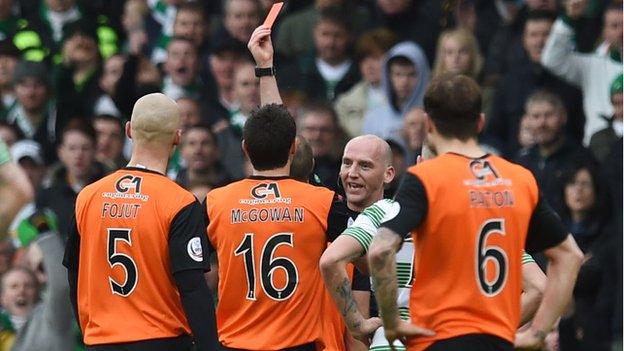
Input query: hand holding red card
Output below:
<box><xmin>263</xmin><ymin>2</ymin><xmax>283</xmax><ymax>29</ymax></box>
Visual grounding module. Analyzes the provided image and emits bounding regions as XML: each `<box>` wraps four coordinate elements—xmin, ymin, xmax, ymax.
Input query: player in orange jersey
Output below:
<box><xmin>367</xmin><ymin>74</ymin><xmax>584</xmax><ymax>351</ymax></box>
<box><xmin>63</xmin><ymin>93</ymin><xmax>218</xmax><ymax>351</ymax></box>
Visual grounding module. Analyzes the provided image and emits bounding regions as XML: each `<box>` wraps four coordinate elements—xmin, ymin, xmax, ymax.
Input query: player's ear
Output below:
<box><xmin>172</xmin><ymin>129</ymin><xmax>182</xmax><ymax>146</ymax></box>
<box><xmin>241</xmin><ymin>139</ymin><xmax>250</xmax><ymax>158</ymax></box>
<box><xmin>384</xmin><ymin>165</ymin><xmax>396</xmax><ymax>185</ymax></box>
<box><xmin>425</xmin><ymin>113</ymin><xmax>434</xmax><ymax>134</ymax></box>
<box><xmin>289</xmin><ymin>139</ymin><xmax>297</xmax><ymax>156</ymax></box>
<box><xmin>476</xmin><ymin>113</ymin><xmax>486</xmax><ymax>133</ymax></box>
<box><xmin>125</xmin><ymin>122</ymin><xmax>132</xmax><ymax>140</ymax></box>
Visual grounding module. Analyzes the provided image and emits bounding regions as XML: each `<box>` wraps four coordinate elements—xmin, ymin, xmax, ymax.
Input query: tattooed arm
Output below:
<box><xmin>368</xmin><ymin>228</ymin><xmax>434</xmax><ymax>347</ymax></box>
<box><xmin>320</xmin><ymin>235</ymin><xmax>381</xmax><ymax>337</ymax></box>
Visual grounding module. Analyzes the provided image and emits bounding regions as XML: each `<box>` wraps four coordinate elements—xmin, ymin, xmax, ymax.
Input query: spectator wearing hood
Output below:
<box><xmin>361</xmin><ymin>41</ymin><xmax>430</xmax><ymax>141</ymax></box>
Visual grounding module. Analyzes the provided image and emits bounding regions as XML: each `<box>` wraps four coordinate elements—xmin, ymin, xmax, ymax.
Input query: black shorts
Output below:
<box><xmin>425</xmin><ymin>334</ymin><xmax>513</xmax><ymax>351</ymax></box>
<box><xmin>86</xmin><ymin>335</ymin><xmax>193</xmax><ymax>351</ymax></box>
<box><xmin>221</xmin><ymin>342</ymin><xmax>316</xmax><ymax>351</ymax></box>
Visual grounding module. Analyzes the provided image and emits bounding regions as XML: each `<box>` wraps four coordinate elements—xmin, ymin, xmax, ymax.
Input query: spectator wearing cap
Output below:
<box><xmin>0</xmin><ymin>39</ymin><xmax>20</xmax><ymax>113</ymax></box>
<box><xmin>36</xmin><ymin>120</ymin><xmax>106</xmax><ymax>240</ymax></box>
<box><xmin>3</xmin><ymin>60</ymin><xmax>60</xmax><ymax>164</ymax></box>
<box><xmin>295</xmin><ymin>6</ymin><xmax>360</xmax><ymax>102</ymax></box>
<box><xmin>55</xmin><ymin>19</ymin><xmax>103</xmax><ymax>122</ymax></box>
<box><xmin>202</xmin><ymin>38</ymin><xmax>248</xmax><ymax>125</ymax></box>
<box><xmin>590</xmin><ymin>74</ymin><xmax>623</xmax><ymax>163</ymax></box>
<box><xmin>8</xmin><ymin>140</ymin><xmax>46</xmax><ymax>233</ymax></box>
<box><xmin>334</xmin><ymin>28</ymin><xmax>398</xmax><ymax>138</ymax></box>
<box><xmin>275</xmin><ymin>0</ymin><xmax>371</xmax><ymax>61</ymax></box>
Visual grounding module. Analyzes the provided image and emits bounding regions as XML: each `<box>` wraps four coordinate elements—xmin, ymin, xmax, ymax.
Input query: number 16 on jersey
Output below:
<box><xmin>234</xmin><ymin>232</ymin><xmax>299</xmax><ymax>301</ymax></box>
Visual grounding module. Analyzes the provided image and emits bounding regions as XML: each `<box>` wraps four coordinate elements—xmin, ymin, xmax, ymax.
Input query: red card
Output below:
<box><xmin>263</xmin><ymin>2</ymin><xmax>284</xmax><ymax>29</ymax></box>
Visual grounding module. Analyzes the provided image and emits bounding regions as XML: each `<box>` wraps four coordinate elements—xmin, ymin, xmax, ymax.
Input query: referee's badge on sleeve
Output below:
<box><xmin>187</xmin><ymin>237</ymin><xmax>203</xmax><ymax>262</ymax></box>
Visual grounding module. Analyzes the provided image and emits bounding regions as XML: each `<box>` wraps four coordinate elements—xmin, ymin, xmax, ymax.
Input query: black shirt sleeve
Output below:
<box><xmin>62</xmin><ymin>215</ymin><xmax>80</xmax><ymax>327</ymax></box>
<box><xmin>62</xmin><ymin>214</ymin><xmax>80</xmax><ymax>269</ymax></box>
<box><xmin>169</xmin><ymin>201</ymin><xmax>211</xmax><ymax>274</ymax></box>
<box><xmin>325</xmin><ymin>194</ymin><xmax>351</xmax><ymax>242</ymax></box>
<box><xmin>351</xmin><ymin>267</ymin><xmax>370</xmax><ymax>292</ymax></box>
<box><xmin>381</xmin><ymin>173</ymin><xmax>428</xmax><ymax>238</ymax></box>
<box><xmin>200</xmin><ymin>198</ymin><xmax>215</xmax><ymax>255</ymax></box>
<box><xmin>525</xmin><ymin>194</ymin><xmax>569</xmax><ymax>254</ymax></box>
<box><xmin>173</xmin><ymin>269</ymin><xmax>219</xmax><ymax>350</ymax></box>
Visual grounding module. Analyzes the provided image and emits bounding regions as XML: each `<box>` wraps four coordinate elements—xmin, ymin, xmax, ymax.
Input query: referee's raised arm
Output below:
<box><xmin>248</xmin><ymin>25</ymin><xmax>282</xmax><ymax>106</ymax></box>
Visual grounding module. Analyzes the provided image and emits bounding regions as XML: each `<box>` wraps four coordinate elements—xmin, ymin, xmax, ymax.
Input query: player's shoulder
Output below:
<box><xmin>488</xmin><ymin>155</ymin><xmax>538</xmax><ymax>186</ymax></box>
<box><xmin>360</xmin><ymin>199</ymin><xmax>401</xmax><ymax>224</ymax></box>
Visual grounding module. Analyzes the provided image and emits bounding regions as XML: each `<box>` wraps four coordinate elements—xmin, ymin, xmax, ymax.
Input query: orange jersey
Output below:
<box><xmin>384</xmin><ymin>154</ymin><xmax>540</xmax><ymax>350</ymax></box>
<box><xmin>65</xmin><ymin>168</ymin><xmax>209</xmax><ymax>345</ymax></box>
<box><xmin>206</xmin><ymin>177</ymin><xmax>336</xmax><ymax>350</ymax></box>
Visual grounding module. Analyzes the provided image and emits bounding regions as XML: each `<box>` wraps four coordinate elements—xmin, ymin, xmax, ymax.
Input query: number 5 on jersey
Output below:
<box><xmin>107</xmin><ymin>228</ymin><xmax>138</xmax><ymax>297</ymax></box>
<box><xmin>234</xmin><ymin>232</ymin><xmax>298</xmax><ymax>301</ymax></box>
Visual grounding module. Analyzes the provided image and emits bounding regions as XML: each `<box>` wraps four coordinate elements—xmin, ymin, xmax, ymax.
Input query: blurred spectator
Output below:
<box><xmin>95</xmin><ymin>53</ymin><xmax>125</xmax><ymax>117</ymax></box>
<box><xmin>516</xmin><ymin>90</ymin><xmax>594</xmax><ymax>210</ymax></box>
<box><xmin>541</xmin><ymin>2</ymin><xmax>622</xmax><ymax>145</ymax></box>
<box><xmin>229</xmin><ymin>60</ymin><xmax>259</xmax><ymax>135</ymax></box>
<box><xmin>298</xmin><ymin>103</ymin><xmax>345</xmax><ymax>190</ymax></box>
<box><xmin>557</xmin><ymin>161</ymin><xmax>615</xmax><ymax>351</ymax></box>
<box><xmin>361</xmin><ymin>41</ymin><xmax>430</xmax><ymax>141</ymax></box>
<box><xmin>211</xmin><ymin>0</ymin><xmax>260</xmax><ymax>53</ymax></box>
<box><xmin>296</xmin><ymin>6</ymin><xmax>360</xmax><ymax>102</ymax></box>
<box><xmin>203</xmin><ymin>40</ymin><xmax>247</xmax><ymax>125</ymax></box>
<box><xmin>433</xmin><ymin>28</ymin><xmax>483</xmax><ymax>80</ymax></box>
<box><xmin>400</xmin><ymin>107</ymin><xmax>427</xmax><ymax>165</ymax></box>
<box><xmin>92</xmin><ymin>114</ymin><xmax>126</xmax><ymax>172</ymax></box>
<box><xmin>177</xmin><ymin>96</ymin><xmax>202</xmax><ymax>132</ymax></box>
<box><xmin>0</xmin><ymin>139</ymin><xmax>33</xmax><ymax>237</ymax></box>
<box><xmin>275</xmin><ymin>0</ymin><xmax>371</xmax><ymax>60</ymax></box>
<box><xmin>369</xmin><ymin>0</ymin><xmax>445</xmax><ymax>64</ymax></box>
<box><xmin>176</xmin><ymin>123</ymin><xmax>230</xmax><ymax>189</ymax></box>
<box><xmin>36</xmin><ymin>121</ymin><xmax>105</xmax><ymax>240</ymax></box>
<box><xmin>162</xmin><ymin>36</ymin><xmax>203</xmax><ymax>100</ymax></box>
<box><xmin>589</xmin><ymin>74</ymin><xmax>623</xmax><ymax>163</ymax></box>
<box><xmin>335</xmin><ymin>28</ymin><xmax>398</xmax><ymax>138</ymax></box>
<box><xmin>0</xmin><ymin>39</ymin><xmax>19</xmax><ymax>113</ymax></box>
<box><xmin>483</xmin><ymin>0</ymin><xmax>557</xmax><ymax>86</ymax></box>
<box><xmin>13</xmin><ymin>0</ymin><xmax>118</xmax><ymax>62</ymax></box>
<box><xmin>0</xmin><ymin>0</ymin><xmax>18</xmax><ymax>41</ymax></box>
<box><xmin>483</xmin><ymin>11</ymin><xmax>585</xmax><ymax>158</ymax></box>
<box><xmin>151</xmin><ymin>2</ymin><xmax>209</xmax><ymax>64</ymax></box>
<box><xmin>3</xmin><ymin>220</ymin><xmax>75</xmax><ymax>351</ymax></box>
<box><xmin>0</xmin><ymin>120</ymin><xmax>20</xmax><ymax>146</ymax></box>
<box><xmin>4</xmin><ymin>60</ymin><xmax>60</xmax><ymax>164</ymax></box>
<box><xmin>56</xmin><ymin>19</ymin><xmax>103</xmax><ymax>121</ymax></box>
<box><xmin>518</xmin><ymin>113</ymin><xmax>537</xmax><ymax>152</ymax></box>
<box><xmin>7</xmin><ymin>140</ymin><xmax>46</xmax><ymax>233</ymax></box>
<box><xmin>145</xmin><ymin>0</ymin><xmax>182</xmax><ymax>61</ymax></box>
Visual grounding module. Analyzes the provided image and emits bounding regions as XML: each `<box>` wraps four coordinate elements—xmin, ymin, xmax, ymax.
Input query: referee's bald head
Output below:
<box><xmin>130</xmin><ymin>93</ymin><xmax>180</xmax><ymax>144</ymax></box>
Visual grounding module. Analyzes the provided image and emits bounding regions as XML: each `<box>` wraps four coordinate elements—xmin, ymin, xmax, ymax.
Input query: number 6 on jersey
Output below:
<box><xmin>234</xmin><ymin>232</ymin><xmax>299</xmax><ymax>301</ymax></box>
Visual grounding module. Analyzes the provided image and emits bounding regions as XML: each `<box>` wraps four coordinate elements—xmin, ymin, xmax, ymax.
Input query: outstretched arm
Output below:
<box><xmin>248</xmin><ymin>25</ymin><xmax>282</xmax><ymax>106</ymax></box>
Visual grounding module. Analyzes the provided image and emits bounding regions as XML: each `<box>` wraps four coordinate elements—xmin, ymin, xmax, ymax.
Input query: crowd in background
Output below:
<box><xmin>0</xmin><ymin>0</ymin><xmax>621</xmax><ymax>350</ymax></box>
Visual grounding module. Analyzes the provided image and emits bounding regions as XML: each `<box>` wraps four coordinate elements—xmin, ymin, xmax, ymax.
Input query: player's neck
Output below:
<box><xmin>434</xmin><ymin>138</ymin><xmax>486</xmax><ymax>158</ymax></box>
<box><xmin>252</xmin><ymin>165</ymin><xmax>290</xmax><ymax>178</ymax></box>
<box><xmin>127</xmin><ymin>150</ymin><xmax>169</xmax><ymax>175</ymax></box>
